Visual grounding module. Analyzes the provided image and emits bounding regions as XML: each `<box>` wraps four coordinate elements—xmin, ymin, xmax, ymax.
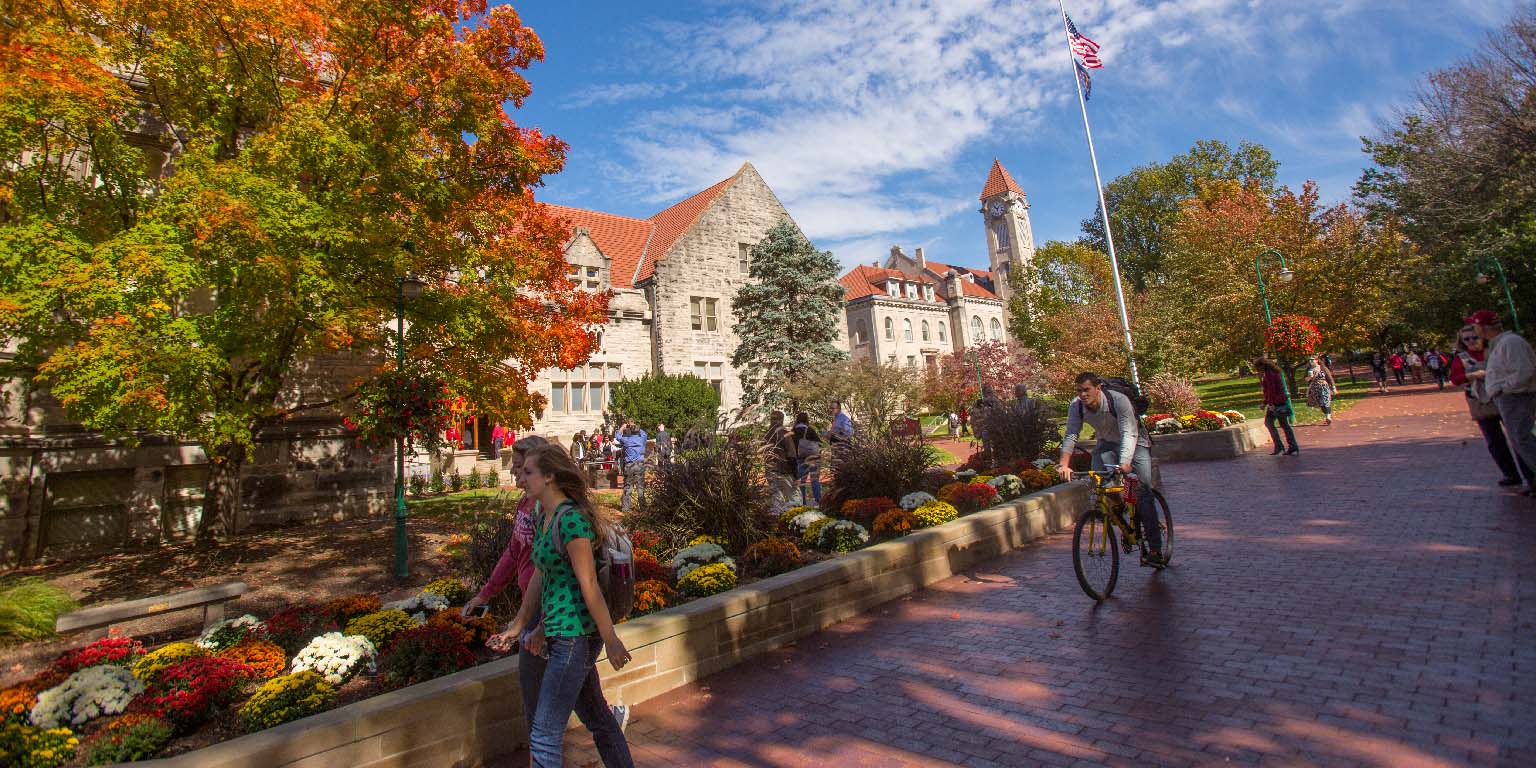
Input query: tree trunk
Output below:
<box><xmin>195</xmin><ymin>442</ymin><xmax>249</xmax><ymax>547</ymax></box>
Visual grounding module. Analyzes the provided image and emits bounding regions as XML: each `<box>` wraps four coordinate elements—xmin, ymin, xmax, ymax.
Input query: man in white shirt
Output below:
<box><xmin>1057</xmin><ymin>372</ymin><xmax>1163</xmax><ymax>564</ymax></box>
<box><xmin>1469</xmin><ymin>310</ymin><xmax>1536</xmax><ymax>495</ymax></box>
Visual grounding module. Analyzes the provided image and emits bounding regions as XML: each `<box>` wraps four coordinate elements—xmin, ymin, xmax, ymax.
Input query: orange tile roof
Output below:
<box><xmin>980</xmin><ymin>159</ymin><xmax>1024</xmax><ymax>200</ymax></box>
<box><xmin>957</xmin><ymin>279</ymin><xmax>1000</xmax><ymax>300</ymax></box>
<box><xmin>839</xmin><ymin>264</ymin><xmax>939</xmax><ymax>302</ymax></box>
<box><xmin>636</xmin><ymin>173</ymin><xmax>738</xmax><ymax>284</ymax></box>
<box><xmin>545</xmin><ymin>205</ymin><xmax>653</xmax><ymax>289</ymax></box>
<box><xmin>921</xmin><ymin>258</ymin><xmax>992</xmax><ymax>283</ymax></box>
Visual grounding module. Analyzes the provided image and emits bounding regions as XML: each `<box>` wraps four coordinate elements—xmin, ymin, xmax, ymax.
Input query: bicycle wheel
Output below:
<box><xmin>1072</xmin><ymin>508</ymin><xmax>1119</xmax><ymax>600</ymax></box>
<box><xmin>1137</xmin><ymin>488</ymin><xmax>1173</xmax><ymax>567</ymax></box>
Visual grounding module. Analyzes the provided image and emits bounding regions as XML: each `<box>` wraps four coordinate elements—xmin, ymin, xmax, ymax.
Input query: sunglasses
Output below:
<box><xmin>1461</xmin><ymin>336</ymin><xmax>1479</xmax><ymax>342</ymax></box>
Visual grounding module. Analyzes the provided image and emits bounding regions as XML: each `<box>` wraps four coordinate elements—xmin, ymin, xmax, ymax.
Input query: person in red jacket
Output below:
<box><xmin>1255</xmin><ymin>357</ymin><xmax>1298</xmax><ymax>455</ymax></box>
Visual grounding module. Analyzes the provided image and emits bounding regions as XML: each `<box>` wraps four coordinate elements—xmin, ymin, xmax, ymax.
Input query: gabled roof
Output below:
<box><xmin>546</xmin><ymin>166</ymin><xmax>746</xmax><ymax>289</ymax></box>
<box><xmin>980</xmin><ymin>158</ymin><xmax>1024</xmax><ymax>200</ymax></box>
<box><xmin>839</xmin><ymin>264</ymin><xmax>946</xmax><ymax>302</ymax></box>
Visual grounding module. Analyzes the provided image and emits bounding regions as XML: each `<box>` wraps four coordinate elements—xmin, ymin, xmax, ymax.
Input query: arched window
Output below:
<box><xmin>855</xmin><ymin>320</ymin><xmax>868</xmax><ymax>345</ymax></box>
<box><xmin>938</xmin><ymin>321</ymin><xmax>947</xmax><ymax>342</ymax></box>
<box><xmin>902</xmin><ymin>318</ymin><xmax>913</xmax><ymax>342</ymax></box>
<box><xmin>971</xmin><ymin>316</ymin><xmax>983</xmax><ymax>342</ymax></box>
<box><xmin>921</xmin><ymin>320</ymin><xmax>931</xmax><ymax>341</ymax></box>
<box><xmin>884</xmin><ymin>317</ymin><xmax>894</xmax><ymax>340</ymax></box>
<box><xmin>990</xmin><ymin>318</ymin><xmax>1003</xmax><ymax>340</ymax></box>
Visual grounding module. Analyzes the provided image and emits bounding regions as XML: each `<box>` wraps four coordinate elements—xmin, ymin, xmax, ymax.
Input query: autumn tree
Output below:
<box><xmin>0</xmin><ymin>1</ymin><xmax>605</xmax><ymax>543</ymax></box>
<box><xmin>786</xmin><ymin>358</ymin><xmax>922</xmax><ymax>437</ymax></box>
<box><xmin>730</xmin><ymin>222</ymin><xmax>847</xmax><ymax>417</ymax></box>
<box><xmin>924</xmin><ymin>340</ymin><xmax>1046</xmax><ymax>414</ymax></box>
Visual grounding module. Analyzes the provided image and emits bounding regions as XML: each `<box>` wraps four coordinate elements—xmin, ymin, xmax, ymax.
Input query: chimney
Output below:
<box><xmin>947</xmin><ymin>270</ymin><xmax>962</xmax><ymax>302</ymax></box>
<box><xmin>916</xmin><ymin>247</ymin><xmax>926</xmax><ymax>269</ymax></box>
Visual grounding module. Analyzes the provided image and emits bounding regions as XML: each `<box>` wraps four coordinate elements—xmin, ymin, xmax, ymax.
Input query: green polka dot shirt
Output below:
<box><xmin>532</xmin><ymin>501</ymin><xmax>599</xmax><ymax>637</ymax></box>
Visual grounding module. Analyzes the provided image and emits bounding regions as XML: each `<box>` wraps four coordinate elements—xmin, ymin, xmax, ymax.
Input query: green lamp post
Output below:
<box><xmin>1254</xmin><ymin>248</ymin><xmax>1296</xmax><ymax>411</ymax></box>
<box><xmin>394</xmin><ymin>243</ymin><xmax>427</xmax><ymax>579</ymax></box>
<box><xmin>1475</xmin><ymin>253</ymin><xmax>1521</xmax><ymax>334</ymax></box>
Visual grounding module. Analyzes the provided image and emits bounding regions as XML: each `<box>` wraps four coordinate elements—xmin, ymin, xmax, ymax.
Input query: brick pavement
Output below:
<box><xmin>506</xmin><ymin>382</ymin><xmax>1536</xmax><ymax>767</ymax></box>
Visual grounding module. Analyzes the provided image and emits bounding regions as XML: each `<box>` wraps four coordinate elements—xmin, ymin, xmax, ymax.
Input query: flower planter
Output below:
<box><xmin>1148</xmin><ymin>420</ymin><xmax>1269</xmax><ymax>462</ymax></box>
<box><xmin>118</xmin><ymin>482</ymin><xmax>1089</xmax><ymax>768</ymax></box>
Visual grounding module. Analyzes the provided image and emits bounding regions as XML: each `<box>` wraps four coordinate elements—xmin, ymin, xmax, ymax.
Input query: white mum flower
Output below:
<box><xmin>668</xmin><ymin>543</ymin><xmax>728</xmax><ymax>571</ymax></box>
<box><xmin>291</xmin><ymin>632</ymin><xmax>377</xmax><ymax>685</ymax></box>
<box><xmin>786</xmin><ymin>511</ymin><xmax>828</xmax><ymax>534</ymax></box>
<box><xmin>195</xmin><ymin>614</ymin><xmax>260</xmax><ymax>649</ymax></box>
<box><xmin>899</xmin><ymin>492</ymin><xmax>936</xmax><ymax>511</ymax></box>
<box><xmin>30</xmin><ymin>665</ymin><xmax>143</xmax><ymax>728</ymax></box>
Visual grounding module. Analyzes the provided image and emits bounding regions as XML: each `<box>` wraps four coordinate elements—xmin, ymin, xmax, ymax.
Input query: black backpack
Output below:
<box><xmin>1101</xmin><ymin>377</ymin><xmax>1150</xmax><ymax>416</ymax></box>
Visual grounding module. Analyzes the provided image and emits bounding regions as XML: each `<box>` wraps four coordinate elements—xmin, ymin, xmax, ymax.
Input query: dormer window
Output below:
<box><xmin>886</xmin><ymin>280</ymin><xmax>899</xmax><ymax>297</ymax></box>
<box><xmin>923</xmin><ymin>285</ymin><xmax>934</xmax><ymax>302</ymax></box>
<box><xmin>904</xmin><ymin>282</ymin><xmax>917</xmax><ymax>299</ymax></box>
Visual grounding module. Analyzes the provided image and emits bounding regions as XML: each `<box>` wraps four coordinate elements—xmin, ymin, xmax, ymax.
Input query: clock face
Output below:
<box><xmin>988</xmin><ymin>200</ymin><xmax>1007</xmax><ymax>218</ymax></box>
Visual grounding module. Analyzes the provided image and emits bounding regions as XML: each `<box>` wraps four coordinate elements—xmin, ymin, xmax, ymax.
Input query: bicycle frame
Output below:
<box><xmin>1080</xmin><ymin>471</ymin><xmax>1139</xmax><ymax>555</ymax></box>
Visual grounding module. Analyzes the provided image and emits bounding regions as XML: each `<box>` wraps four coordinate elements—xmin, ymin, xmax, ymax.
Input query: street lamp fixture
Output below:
<box><xmin>1254</xmin><ymin>247</ymin><xmax>1295</xmax><ymax>411</ymax></box>
<box><xmin>1474</xmin><ymin>253</ymin><xmax>1521</xmax><ymax>333</ymax></box>
<box><xmin>1277</xmin><ymin>267</ymin><xmax>1295</xmax><ymax>284</ymax></box>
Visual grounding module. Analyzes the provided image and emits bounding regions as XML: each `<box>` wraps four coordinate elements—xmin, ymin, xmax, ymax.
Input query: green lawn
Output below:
<box><xmin>406</xmin><ymin>489</ymin><xmax>511</xmax><ymax>525</ymax></box>
<box><xmin>1194</xmin><ymin>374</ymin><xmax>1370</xmax><ymax>425</ymax></box>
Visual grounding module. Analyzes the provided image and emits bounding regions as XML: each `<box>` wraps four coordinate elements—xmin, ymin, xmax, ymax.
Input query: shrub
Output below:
<box><xmin>839</xmin><ymin>497</ymin><xmax>895</xmax><ymax>528</ymax></box>
<box><xmin>0</xmin><ymin>579</ymin><xmax>78</xmax><ymax>645</ymax></box>
<box><xmin>818</xmin><ymin>520</ymin><xmax>869</xmax><ymax>552</ymax></box>
<box><xmin>84</xmin><ymin>714</ymin><xmax>173</xmax><ymax>765</ymax></box>
<box><xmin>971</xmin><ymin>397</ymin><xmax>1060</xmax><ymax>468</ymax></box>
<box><xmin>48</xmin><ymin>636</ymin><xmax>145</xmax><ymax>677</ymax></box>
<box><xmin>28</xmin><ymin>666</ymin><xmax>143</xmax><ymax>729</ymax></box>
<box><xmin>632</xmin><ymin>580</ymin><xmax>676</xmax><ymax>616</ymax></box>
<box><xmin>290</xmin><ymin>633</ymin><xmax>376</xmax><ymax>685</ymax></box>
<box><xmin>218</xmin><ymin>640</ymin><xmax>287</xmax><ymax>679</ymax></box>
<box><xmin>131</xmin><ymin>656</ymin><xmax>253</xmax><ymax>730</ymax></box>
<box><xmin>257</xmin><ymin>604</ymin><xmax>337</xmax><ymax>655</ymax></box>
<box><xmin>485</xmin><ymin>467</ymin><xmax>500</xmax><ymax>487</ymax></box>
<box><xmin>467</xmin><ymin>466</ymin><xmax>482</xmax><ymax>490</ymax></box>
<box><xmin>912</xmin><ymin>500</ymin><xmax>959</xmax><ymax>528</ymax></box>
<box><xmin>130</xmin><ymin>643</ymin><xmax>208</xmax><ymax>683</ymax></box>
<box><xmin>740</xmin><ymin>537</ymin><xmax>802</xmax><ymax>577</ymax></box>
<box><xmin>429</xmin><ymin>472</ymin><xmax>446</xmax><ymax>495</ymax></box>
<box><xmin>677</xmin><ymin>562</ymin><xmax>737</xmax><ymax>598</ymax></box>
<box><xmin>408</xmin><ymin>473</ymin><xmax>428</xmax><ymax>497</ymax></box>
<box><xmin>377</xmin><ymin>624</ymin><xmax>475</xmax><ymax>688</ymax></box>
<box><xmin>987</xmin><ymin>474</ymin><xmax>1023</xmax><ymax>500</ymax></box>
<box><xmin>632</xmin><ymin>432</ymin><xmax>768</xmax><ymax>552</ymax></box>
<box><xmin>608</xmin><ymin>372</ymin><xmax>722</xmax><ymax>436</ymax></box>
<box><xmin>936</xmin><ymin>482</ymin><xmax>967</xmax><ymax>504</ymax></box>
<box><xmin>1143</xmin><ymin>373</ymin><xmax>1202</xmax><ymax>416</ymax></box>
<box><xmin>634</xmin><ymin>549</ymin><xmax>670</xmax><ymax>582</ymax></box>
<box><xmin>920</xmin><ymin>468</ymin><xmax>957</xmax><ymax>494</ymax></box>
<box><xmin>949</xmin><ymin>483</ymin><xmax>999</xmax><ymax>513</ymax></box>
<box><xmin>824</xmin><ymin>431</ymin><xmax>937</xmax><ymax>511</ymax></box>
<box><xmin>465</xmin><ymin>495</ymin><xmax>521</xmax><ymax>618</ymax></box>
<box><xmin>421</xmin><ymin>577</ymin><xmax>470</xmax><ymax>605</ymax></box>
<box><xmin>872</xmin><ymin>509</ymin><xmax>916</xmax><ymax>539</ymax></box>
<box><xmin>801</xmin><ymin>518</ymin><xmax>833</xmax><ymax>548</ymax></box>
<box><xmin>899</xmin><ymin>491</ymin><xmax>935</xmax><ymax>510</ymax></box>
<box><xmin>344</xmin><ymin>610</ymin><xmax>416</xmax><ymax>651</ymax></box>
<box><xmin>238</xmin><ymin>672</ymin><xmax>336</xmax><ymax>732</ymax></box>
<box><xmin>448</xmin><ymin>470</ymin><xmax>464</xmax><ymax>492</ymax></box>
<box><xmin>324</xmin><ymin>594</ymin><xmax>382</xmax><ymax>626</ymax></box>
<box><xmin>0</xmin><ymin>722</ymin><xmax>79</xmax><ymax>768</ymax></box>
<box><xmin>426</xmin><ymin>610</ymin><xmax>499</xmax><ymax>647</ymax></box>
<box><xmin>195</xmin><ymin>614</ymin><xmax>260</xmax><ymax>651</ymax></box>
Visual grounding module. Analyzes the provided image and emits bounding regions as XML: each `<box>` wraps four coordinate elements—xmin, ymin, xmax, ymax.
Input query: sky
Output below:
<box><xmin>504</xmin><ymin>0</ymin><xmax>1524</xmax><ymax>274</ymax></box>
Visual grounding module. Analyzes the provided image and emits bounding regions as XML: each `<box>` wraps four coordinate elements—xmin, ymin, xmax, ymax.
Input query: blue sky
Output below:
<box><xmin>505</xmin><ymin>0</ymin><xmax>1523</xmax><ymax>274</ymax></box>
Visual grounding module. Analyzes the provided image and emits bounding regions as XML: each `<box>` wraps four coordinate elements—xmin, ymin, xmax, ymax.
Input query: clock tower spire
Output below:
<box><xmin>979</xmin><ymin>159</ymin><xmax>1036</xmax><ymax>304</ymax></box>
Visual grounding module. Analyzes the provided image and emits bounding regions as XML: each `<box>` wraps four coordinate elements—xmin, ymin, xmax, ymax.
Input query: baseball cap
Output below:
<box><xmin>1465</xmin><ymin>309</ymin><xmax>1501</xmax><ymax>326</ymax></box>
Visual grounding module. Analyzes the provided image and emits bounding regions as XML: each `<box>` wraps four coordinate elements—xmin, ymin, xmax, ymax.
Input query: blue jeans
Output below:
<box><xmin>527</xmin><ymin>634</ymin><xmax>633</xmax><ymax>768</ymax></box>
<box><xmin>1093</xmin><ymin>442</ymin><xmax>1162</xmax><ymax>554</ymax></box>
<box><xmin>797</xmin><ymin>460</ymin><xmax>822</xmax><ymax>504</ymax></box>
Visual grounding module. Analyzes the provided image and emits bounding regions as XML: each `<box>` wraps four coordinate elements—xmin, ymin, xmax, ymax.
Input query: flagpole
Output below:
<box><xmin>1058</xmin><ymin>0</ymin><xmax>1140</xmax><ymax>387</ymax></box>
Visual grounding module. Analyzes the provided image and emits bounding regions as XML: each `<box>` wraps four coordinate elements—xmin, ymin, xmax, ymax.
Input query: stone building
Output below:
<box><xmin>839</xmin><ymin>160</ymin><xmax>1036</xmax><ymax>373</ymax></box>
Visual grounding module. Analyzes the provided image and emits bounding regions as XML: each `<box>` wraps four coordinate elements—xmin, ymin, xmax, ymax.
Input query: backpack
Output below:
<box><xmin>1101</xmin><ymin>377</ymin><xmax>1150</xmax><ymax>416</ymax></box>
<box><xmin>1426</xmin><ymin>352</ymin><xmax>1442</xmax><ymax>370</ymax></box>
<box><xmin>553</xmin><ymin>503</ymin><xmax>636</xmax><ymax>622</ymax></box>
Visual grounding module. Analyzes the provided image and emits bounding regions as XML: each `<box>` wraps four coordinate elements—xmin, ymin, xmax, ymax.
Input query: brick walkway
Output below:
<box><xmin>512</xmin><ymin>382</ymin><xmax>1536</xmax><ymax>767</ymax></box>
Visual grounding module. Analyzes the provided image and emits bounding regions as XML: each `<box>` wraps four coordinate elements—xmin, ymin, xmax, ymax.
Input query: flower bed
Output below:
<box><xmin>1142</xmin><ymin>409</ymin><xmax>1246</xmax><ymax>435</ymax></box>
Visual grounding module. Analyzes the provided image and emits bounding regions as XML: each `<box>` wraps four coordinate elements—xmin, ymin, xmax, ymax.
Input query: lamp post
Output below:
<box><xmin>1254</xmin><ymin>248</ymin><xmax>1296</xmax><ymax>411</ymax></box>
<box><xmin>394</xmin><ymin>243</ymin><xmax>427</xmax><ymax>579</ymax></box>
<box><xmin>1475</xmin><ymin>253</ymin><xmax>1521</xmax><ymax>334</ymax></box>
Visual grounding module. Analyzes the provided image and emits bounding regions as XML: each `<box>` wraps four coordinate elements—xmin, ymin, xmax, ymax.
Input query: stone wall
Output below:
<box><xmin>121</xmin><ymin>481</ymin><xmax>1088</xmax><ymax>768</ymax></box>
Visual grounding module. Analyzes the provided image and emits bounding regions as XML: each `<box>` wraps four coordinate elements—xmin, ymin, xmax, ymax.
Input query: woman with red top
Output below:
<box><xmin>1255</xmin><ymin>357</ymin><xmax>1298</xmax><ymax>455</ymax></box>
<box><xmin>1450</xmin><ymin>324</ymin><xmax>1533</xmax><ymax>488</ymax></box>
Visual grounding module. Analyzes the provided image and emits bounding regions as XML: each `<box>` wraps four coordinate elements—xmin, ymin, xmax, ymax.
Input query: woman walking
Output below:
<box><xmin>1449</xmin><ymin>325</ymin><xmax>1533</xmax><ymax>489</ymax></box>
<box><xmin>793</xmin><ymin>411</ymin><xmax>823</xmax><ymax>505</ymax></box>
<box><xmin>1370</xmin><ymin>351</ymin><xmax>1390</xmax><ymax>394</ymax></box>
<box><xmin>490</xmin><ymin>445</ymin><xmax>634</xmax><ymax>768</ymax></box>
<box><xmin>1256</xmin><ymin>357</ymin><xmax>1298</xmax><ymax>455</ymax></box>
<box><xmin>1305</xmin><ymin>355</ymin><xmax>1339</xmax><ymax>425</ymax></box>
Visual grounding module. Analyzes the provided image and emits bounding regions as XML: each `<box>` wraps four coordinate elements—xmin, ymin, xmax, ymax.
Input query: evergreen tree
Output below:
<box><xmin>730</xmin><ymin>222</ymin><xmax>847</xmax><ymax>416</ymax></box>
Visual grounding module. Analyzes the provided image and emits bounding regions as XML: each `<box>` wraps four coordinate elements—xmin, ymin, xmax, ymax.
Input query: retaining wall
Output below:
<box><xmin>1149</xmin><ymin>420</ymin><xmax>1269</xmax><ymax>462</ymax></box>
<box><xmin>124</xmin><ymin>482</ymin><xmax>1088</xmax><ymax>768</ymax></box>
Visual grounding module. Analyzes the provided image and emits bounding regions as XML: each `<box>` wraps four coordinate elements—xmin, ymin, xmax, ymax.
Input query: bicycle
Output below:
<box><xmin>1070</xmin><ymin>468</ymin><xmax>1173</xmax><ymax>601</ymax></box>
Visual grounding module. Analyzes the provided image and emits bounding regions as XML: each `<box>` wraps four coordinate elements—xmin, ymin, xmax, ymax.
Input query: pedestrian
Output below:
<box><xmin>616</xmin><ymin>422</ymin><xmax>647</xmax><ymax>513</ymax></box>
<box><xmin>1467</xmin><ymin>310</ymin><xmax>1536</xmax><ymax>495</ymax></box>
<box><xmin>654</xmin><ymin>423</ymin><xmax>672</xmax><ymax>465</ymax></box>
<box><xmin>490</xmin><ymin>424</ymin><xmax>506</xmax><ymax>460</ymax></box>
<box><xmin>947</xmin><ymin>411</ymin><xmax>959</xmax><ymax>437</ymax></box>
<box><xmin>1255</xmin><ymin>357</ymin><xmax>1298</xmax><ymax>455</ymax></box>
<box><xmin>488</xmin><ymin>445</ymin><xmax>635</xmax><ymax>768</ymax></box>
<box><xmin>958</xmin><ymin>406</ymin><xmax>970</xmax><ymax>436</ymax></box>
<box><xmin>763</xmin><ymin>410</ymin><xmax>799</xmax><ymax>512</ymax></box>
<box><xmin>1389</xmin><ymin>351</ymin><xmax>1406</xmax><ymax>385</ymax></box>
<box><xmin>1450</xmin><ymin>323</ymin><xmax>1533</xmax><ymax>488</ymax></box>
<box><xmin>1425</xmin><ymin>348</ymin><xmax>1448</xmax><ymax>389</ymax></box>
<box><xmin>828</xmin><ymin>401</ymin><xmax>854</xmax><ymax>446</ymax></box>
<box><xmin>1407</xmin><ymin>350</ymin><xmax>1424</xmax><ymax>383</ymax></box>
<box><xmin>1305</xmin><ymin>354</ymin><xmax>1338</xmax><ymax>426</ymax></box>
<box><xmin>793</xmin><ymin>411</ymin><xmax>823</xmax><ymax>505</ymax></box>
<box><xmin>570</xmin><ymin>431</ymin><xmax>587</xmax><ymax>463</ymax></box>
<box><xmin>1370</xmin><ymin>351</ymin><xmax>1390</xmax><ymax>394</ymax></box>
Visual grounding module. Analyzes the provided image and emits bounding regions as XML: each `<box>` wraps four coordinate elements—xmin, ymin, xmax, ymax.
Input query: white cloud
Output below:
<box><xmin>563</xmin><ymin>82</ymin><xmax>684</xmax><ymax>109</ymax></box>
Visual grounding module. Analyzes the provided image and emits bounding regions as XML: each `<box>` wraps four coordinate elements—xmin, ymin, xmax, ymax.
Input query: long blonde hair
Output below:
<box><xmin>525</xmin><ymin>443</ymin><xmax>613</xmax><ymax>542</ymax></box>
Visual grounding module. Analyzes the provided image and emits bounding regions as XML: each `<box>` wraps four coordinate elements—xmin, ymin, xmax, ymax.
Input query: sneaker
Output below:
<box><xmin>611</xmin><ymin>704</ymin><xmax>630</xmax><ymax>733</ymax></box>
<box><xmin>1140</xmin><ymin>551</ymin><xmax>1167</xmax><ymax>569</ymax></box>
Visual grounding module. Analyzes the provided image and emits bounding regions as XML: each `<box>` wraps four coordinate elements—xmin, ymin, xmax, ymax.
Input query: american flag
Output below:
<box><xmin>1065</xmin><ymin>13</ymin><xmax>1103</xmax><ymax>69</ymax></box>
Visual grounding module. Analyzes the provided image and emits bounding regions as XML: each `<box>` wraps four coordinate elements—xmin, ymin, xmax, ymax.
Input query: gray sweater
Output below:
<box><xmin>1061</xmin><ymin>389</ymin><xmax>1148</xmax><ymax>466</ymax></box>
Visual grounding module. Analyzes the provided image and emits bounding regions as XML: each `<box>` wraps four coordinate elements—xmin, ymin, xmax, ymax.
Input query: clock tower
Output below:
<box><xmin>979</xmin><ymin>159</ymin><xmax>1036</xmax><ymax>304</ymax></box>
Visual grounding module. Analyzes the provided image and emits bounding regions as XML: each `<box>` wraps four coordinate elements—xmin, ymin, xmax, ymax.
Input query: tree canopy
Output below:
<box><xmin>0</xmin><ymin>0</ymin><xmax>605</xmax><ymax>540</ymax></box>
<box><xmin>608</xmin><ymin>373</ymin><xmax>721</xmax><ymax>434</ymax></box>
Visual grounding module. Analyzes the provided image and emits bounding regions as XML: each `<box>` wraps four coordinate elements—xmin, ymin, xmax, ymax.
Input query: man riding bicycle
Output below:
<box><xmin>1057</xmin><ymin>372</ymin><xmax>1165</xmax><ymax>566</ymax></box>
